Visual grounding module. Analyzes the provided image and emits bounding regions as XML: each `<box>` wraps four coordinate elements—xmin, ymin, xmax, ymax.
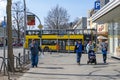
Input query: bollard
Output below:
<box><xmin>18</xmin><ymin>53</ymin><xmax>21</xmax><ymax>66</ymax></box>
<box><xmin>15</xmin><ymin>55</ymin><xmax>18</xmax><ymax>69</ymax></box>
<box><xmin>27</xmin><ymin>51</ymin><xmax>29</xmax><ymax>63</ymax></box>
<box><xmin>27</xmin><ymin>51</ymin><xmax>30</xmax><ymax>62</ymax></box>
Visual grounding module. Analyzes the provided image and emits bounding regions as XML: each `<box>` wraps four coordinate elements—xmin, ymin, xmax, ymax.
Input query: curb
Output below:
<box><xmin>111</xmin><ymin>56</ymin><xmax>120</xmax><ymax>60</ymax></box>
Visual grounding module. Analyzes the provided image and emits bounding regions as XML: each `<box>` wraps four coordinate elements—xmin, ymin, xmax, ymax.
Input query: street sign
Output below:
<box><xmin>1</xmin><ymin>21</ymin><xmax>6</xmax><ymax>28</ymax></box>
<box><xmin>38</xmin><ymin>24</ymin><xmax>43</xmax><ymax>29</ymax></box>
<box><xmin>94</xmin><ymin>1</ymin><xmax>100</xmax><ymax>10</ymax></box>
<box><xmin>27</xmin><ymin>15</ymin><xmax>35</xmax><ymax>25</ymax></box>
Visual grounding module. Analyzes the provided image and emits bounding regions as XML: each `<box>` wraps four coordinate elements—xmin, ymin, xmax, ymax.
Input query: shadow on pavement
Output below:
<box><xmin>23</xmin><ymin>71</ymin><xmax>120</xmax><ymax>80</ymax></box>
<box><xmin>37</xmin><ymin>67</ymin><xmax>64</xmax><ymax>69</ymax></box>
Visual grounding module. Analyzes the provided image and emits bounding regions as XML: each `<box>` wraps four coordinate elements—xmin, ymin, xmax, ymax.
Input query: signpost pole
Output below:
<box><xmin>2</xmin><ymin>16</ymin><xmax>6</xmax><ymax>75</ymax></box>
<box><xmin>38</xmin><ymin>24</ymin><xmax>42</xmax><ymax>48</ymax></box>
<box><xmin>23</xmin><ymin>0</ymin><xmax>27</xmax><ymax>64</ymax></box>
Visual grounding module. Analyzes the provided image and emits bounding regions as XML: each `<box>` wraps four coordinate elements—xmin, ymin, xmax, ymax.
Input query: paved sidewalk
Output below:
<box><xmin>15</xmin><ymin>53</ymin><xmax>120</xmax><ymax>80</ymax></box>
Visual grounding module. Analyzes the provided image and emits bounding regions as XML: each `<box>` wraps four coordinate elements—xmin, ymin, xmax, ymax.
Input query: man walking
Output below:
<box><xmin>29</xmin><ymin>39</ymin><xmax>40</xmax><ymax>67</ymax></box>
<box><xmin>75</xmin><ymin>40</ymin><xmax>83</xmax><ymax>65</ymax></box>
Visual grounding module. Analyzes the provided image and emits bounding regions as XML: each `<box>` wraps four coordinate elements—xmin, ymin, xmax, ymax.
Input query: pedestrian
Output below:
<box><xmin>86</xmin><ymin>41</ymin><xmax>94</xmax><ymax>60</ymax></box>
<box><xmin>101</xmin><ymin>41</ymin><xmax>108</xmax><ymax>63</ymax></box>
<box><xmin>75</xmin><ymin>40</ymin><xmax>83</xmax><ymax>65</ymax></box>
<box><xmin>29</xmin><ymin>39</ymin><xmax>41</xmax><ymax>67</ymax></box>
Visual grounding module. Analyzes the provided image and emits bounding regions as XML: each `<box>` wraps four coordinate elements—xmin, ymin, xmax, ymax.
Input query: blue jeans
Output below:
<box><xmin>103</xmin><ymin>54</ymin><xmax>107</xmax><ymax>63</ymax></box>
<box><xmin>31</xmin><ymin>54</ymin><xmax>38</xmax><ymax>67</ymax></box>
<box><xmin>76</xmin><ymin>52</ymin><xmax>82</xmax><ymax>63</ymax></box>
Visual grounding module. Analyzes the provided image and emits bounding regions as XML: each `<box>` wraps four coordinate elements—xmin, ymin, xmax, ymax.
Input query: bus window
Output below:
<box><xmin>42</xmin><ymin>40</ymin><xmax>56</xmax><ymax>45</ymax></box>
<box><xmin>66</xmin><ymin>40</ymin><xmax>74</xmax><ymax>46</ymax></box>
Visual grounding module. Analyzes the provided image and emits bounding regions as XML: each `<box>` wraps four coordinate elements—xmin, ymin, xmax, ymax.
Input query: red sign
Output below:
<box><xmin>27</xmin><ymin>15</ymin><xmax>35</xmax><ymax>25</ymax></box>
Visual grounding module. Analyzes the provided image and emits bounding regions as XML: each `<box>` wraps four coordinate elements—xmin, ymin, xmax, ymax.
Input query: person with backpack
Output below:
<box><xmin>29</xmin><ymin>39</ymin><xmax>41</xmax><ymax>67</ymax></box>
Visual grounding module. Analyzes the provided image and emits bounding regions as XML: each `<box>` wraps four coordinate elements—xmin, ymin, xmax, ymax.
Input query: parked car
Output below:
<box><xmin>0</xmin><ymin>43</ymin><xmax>3</xmax><ymax>47</ymax></box>
<box><xmin>12</xmin><ymin>42</ymin><xmax>23</xmax><ymax>47</ymax></box>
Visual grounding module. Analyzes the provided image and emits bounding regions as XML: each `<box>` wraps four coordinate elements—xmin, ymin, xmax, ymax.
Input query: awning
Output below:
<box><xmin>92</xmin><ymin>0</ymin><xmax>120</xmax><ymax>23</ymax></box>
<box><xmin>97</xmin><ymin>36</ymin><xmax>108</xmax><ymax>39</ymax></box>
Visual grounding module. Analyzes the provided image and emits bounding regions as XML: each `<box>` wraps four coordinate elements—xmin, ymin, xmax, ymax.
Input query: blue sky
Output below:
<box><xmin>0</xmin><ymin>0</ymin><xmax>95</xmax><ymax>27</ymax></box>
<box><xmin>25</xmin><ymin>0</ymin><xmax>95</xmax><ymax>25</ymax></box>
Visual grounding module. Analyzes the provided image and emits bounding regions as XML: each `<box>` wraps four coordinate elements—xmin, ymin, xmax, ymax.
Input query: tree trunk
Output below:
<box><xmin>7</xmin><ymin>0</ymin><xmax>14</xmax><ymax>72</ymax></box>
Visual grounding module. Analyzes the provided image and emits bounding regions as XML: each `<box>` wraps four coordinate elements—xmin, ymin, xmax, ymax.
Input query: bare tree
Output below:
<box><xmin>72</xmin><ymin>17</ymin><xmax>80</xmax><ymax>27</ymax></box>
<box><xmin>7</xmin><ymin>0</ymin><xmax>14</xmax><ymax>71</ymax></box>
<box><xmin>44</xmin><ymin>5</ymin><xmax>70</xmax><ymax>29</ymax></box>
<box><xmin>12</xmin><ymin>1</ymin><xmax>24</xmax><ymax>43</ymax></box>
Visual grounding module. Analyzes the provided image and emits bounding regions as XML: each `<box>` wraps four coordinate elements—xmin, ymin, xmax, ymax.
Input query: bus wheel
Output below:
<box><xmin>44</xmin><ymin>47</ymin><xmax>49</xmax><ymax>52</ymax></box>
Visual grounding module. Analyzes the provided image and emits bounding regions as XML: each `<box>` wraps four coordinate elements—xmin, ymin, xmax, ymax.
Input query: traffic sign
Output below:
<box><xmin>94</xmin><ymin>1</ymin><xmax>100</xmax><ymax>10</ymax></box>
<box><xmin>38</xmin><ymin>24</ymin><xmax>43</xmax><ymax>29</ymax></box>
<box><xmin>1</xmin><ymin>21</ymin><xmax>6</xmax><ymax>28</ymax></box>
<box><xmin>27</xmin><ymin>15</ymin><xmax>35</xmax><ymax>25</ymax></box>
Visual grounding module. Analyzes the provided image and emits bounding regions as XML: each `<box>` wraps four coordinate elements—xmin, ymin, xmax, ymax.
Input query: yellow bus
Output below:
<box><xmin>24</xmin><ymin>29</ymin><xmax>95</xmax><ymax>52</ymax></box>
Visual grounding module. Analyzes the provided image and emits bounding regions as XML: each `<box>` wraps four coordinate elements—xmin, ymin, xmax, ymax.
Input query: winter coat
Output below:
<box><xmin>29</xmin><ymin>42</ymin><xmax>40</xmax><ymax>55</ymax></box>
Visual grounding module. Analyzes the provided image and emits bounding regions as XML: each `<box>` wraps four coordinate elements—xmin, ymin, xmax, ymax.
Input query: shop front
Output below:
<box><xmin>92</xmin><ymin>0</ymin><xmax>120</xmax><ymax>58</ymax></box>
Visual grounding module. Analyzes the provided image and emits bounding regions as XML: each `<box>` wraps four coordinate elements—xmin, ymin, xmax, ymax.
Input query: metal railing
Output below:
<box><xmin>0</xmin><ymin>57</ymin><xmax>14</xmax><ymax>80</ymax></box>
<box><xmin>14</xmin><ymin>51</ymin><xmax>31</xmax><ymax>71</ymax></box>
<box><xmin>0</xmin><ymin>51</ymin><xmax>31</xmax><ymax>80</ymax></box>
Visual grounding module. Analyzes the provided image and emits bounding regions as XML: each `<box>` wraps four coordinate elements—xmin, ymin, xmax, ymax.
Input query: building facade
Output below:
<box><xmin>92</xmin><ymin>0</ymin><xmax>120</xmax><ymax>58</ymax></box>
<box><xmin>100</xmin><ymin>0</ymin><xmax>110</xmax><ymax>8</ymax></box>
<box><xmin>73</xmin><ymin>17</ymin><xmax>87</xmax><ymax>29</ymax></box>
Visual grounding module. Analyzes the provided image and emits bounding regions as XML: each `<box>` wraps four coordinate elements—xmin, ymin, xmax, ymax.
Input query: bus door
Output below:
<box><xmin>58</xmin><ymin>40</ymin><xmax>66</xmax><ymax>52</ymax></box>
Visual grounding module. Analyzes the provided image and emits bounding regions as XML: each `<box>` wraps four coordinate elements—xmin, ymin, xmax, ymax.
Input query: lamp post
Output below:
<box><xmin>22</xmin><ymin>0</ymin><xmax>42</xmax><ymax>64</ymax></box>
<box><xmin>23</xmin><ymin>0</ymin><xmax>42</xmax><ymax>63</ymax></box>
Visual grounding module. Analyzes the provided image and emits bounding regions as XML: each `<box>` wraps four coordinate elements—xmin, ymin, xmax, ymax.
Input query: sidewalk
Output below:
<box><xmin>15</xmin><ymin>53</ymin><xmax>120</xmax><ymax>80</ymax></box>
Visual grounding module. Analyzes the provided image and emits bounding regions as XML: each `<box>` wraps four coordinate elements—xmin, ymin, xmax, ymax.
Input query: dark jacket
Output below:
<box><xmin>29</xmin><ymin>42</ymin><xmax>39</xmax><ymax>55</ymax></box>
<box><xmin>76</xmin><ymin>43</ymin><xmax>82</xmax><ymax>53</ymax></box>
